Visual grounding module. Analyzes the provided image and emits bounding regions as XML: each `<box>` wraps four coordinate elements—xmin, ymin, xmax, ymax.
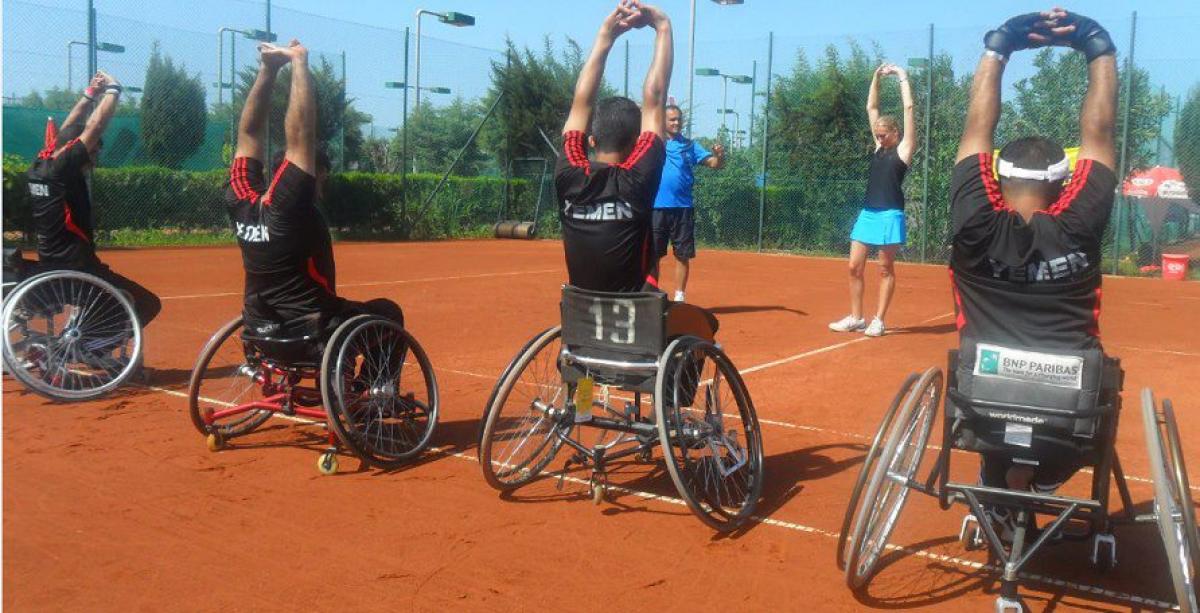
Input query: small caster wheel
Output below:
<box><xmin>317</xmin><ymin>452</ymin><xmax>339</xmax><ymax>476</ymax></box>
<box><xmin>590</xmin><ymin>476</ymin><xmax>606</xmax><ymax>505</ymax></box>
<box><xmin>206</xmin><ymin>431</ymin><xmax>225</xmax><ymax>452</ymax></box>
<box><xmin>638</xmin><ymin>446</ymin><xmax>653</xmax><ymax>463</ymax></box>
<box><xmin>959</xmin><ymin>514</ymin><xmax>984</xmax><ymax>551</ymax></box>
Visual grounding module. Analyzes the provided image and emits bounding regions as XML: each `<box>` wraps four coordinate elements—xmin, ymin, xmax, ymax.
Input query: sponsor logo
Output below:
<box><xmin>236</xmin><ymin>221</ymin><xmax>270</xmax><ymax>243</ymax></box>
<box><xmin>987</xmin><ymin>251</ymin><xmax>1090</xmax><ymax>283</ymax></box>
<box><xmin>563</xmin><ymin>199</ymin><xmax>635</xmax><ymax>221</ymax></box>
<box><xmin>1159</xmin><ymin>179</ymin><xmax>1189</xmax><ymax>199</ymax></box>
<box><xmin>28</xmin><ymin>182</ymin><xmax>50</xmax><ymax>197</ymax></box>
<box><xmin>985</xmin><ymin>411</ymin><xmax>1047</xmax><ymax>425</ymax></box>
<box><xmin>973</xmin><ymin>343</ymin><xmax>1085</xmax><ymax>389</ymax></box>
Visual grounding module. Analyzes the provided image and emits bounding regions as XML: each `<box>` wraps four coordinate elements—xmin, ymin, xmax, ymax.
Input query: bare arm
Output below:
<box><xmin>701</xmin><ymin>143</ymin><xmax>725</xmax><ymax>169</ymax></box>
<box><xmin>639</xmin><ymin>6</ymin><xmax>673</xmax><ymax>138</ymax></box>
<box><xmin>235</xmin><ymin>45</ymin><xmax>289</xmax><ymax>161</ymax></box>
<box><xmin>61</xmin><ymin>74</ymin><xmax>103</xmax><ymax>130</ymax></box>
<box><xmin>955</xmin><ymin>55</ymin><xmax>1004</xmax><ymax>163</ymax></box>
<box><xmin>563</xmin><ymin>5</ymin><xmax>633</xmax><ymax>135</ymax></box>
<box><xmin>78</xmin><ymin>73</ymin><xmax>120</xmax><ymax>157</ymax></box>
<box><xmin>895</xmin><ymin>67</ymin><xmax>917</xmax><ymax>165</ymax></box>
<box><xmin>866</xmin><ymin>66</ymin><xmax>882</xmax><ymax>131</ymax></box>
<box><xmin>1077</xmin><ymin>54</ymin><xmax>1117</xmax><ymax>168</ymax></box>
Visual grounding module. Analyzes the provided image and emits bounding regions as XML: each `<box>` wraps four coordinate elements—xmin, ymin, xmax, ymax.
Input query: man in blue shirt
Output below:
<box><xmin>651</xmin><ymin>105</ymin><xmax>725</xmax><ymax>302</ymax></box>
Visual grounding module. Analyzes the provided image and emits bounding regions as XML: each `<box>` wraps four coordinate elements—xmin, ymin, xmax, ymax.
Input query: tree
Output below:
<box><xmin>1176</xmin><ymin>86</ymin><xmax>1200</xmax><ymax>195</ymax></box>
<box><xmin>482</xmin><ymin>36</ymin><xmax>605</xmax><ymax>168</ymax></box>
<box><xmin>141</xmin><ymin>42</ymin><xmax>207</xmax><ymax>168</ymax></box>
<box><xmin>224</xmin><ymin>55</ymin><xmax>369</xmax><ymax>170</ymax></box>
<box><xmin>999</xmin><ymin>49</ymin><xmax>1172</xmax><ymax>171</ymax></box>
<box><xmin>396</xmin><ymin>98</ymin><xmax>487</xmax><ymax>175</ymax></box>
<box><xmin>18</xmin><ymin>86</ymin><xmax>139</xmax><ymax>115</ymax></box>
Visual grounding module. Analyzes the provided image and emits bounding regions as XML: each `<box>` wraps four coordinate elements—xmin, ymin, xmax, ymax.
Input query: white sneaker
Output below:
<box><xmin>673</xmin><ymin>291</ymin><xmax>686</xmax><ymax>302</ymax></box>
<box><xmin>828</xmin><ymin>315</ymin><xmax>866</xmax><ymax>332</ymax></box>
<box><xmin>863</xmin><ymin>318</ymin><xmax>885</xmax><ymax>337</ymax></box>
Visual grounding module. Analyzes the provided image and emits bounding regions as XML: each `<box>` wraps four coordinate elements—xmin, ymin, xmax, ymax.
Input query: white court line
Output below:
<box><xmin>158</xmin><ymin>268</ymin><xmax>559</xmax><ymax>300</ymax></box>
<box><xmin>1108</xmin><ymin>344</ymin><xmax>1200</xmax><ymax>358</ymax></box>
<box><xmin>162</xmin><ymin>380</ymin><xmax>1176</xmax><ymax>611</ymax></box>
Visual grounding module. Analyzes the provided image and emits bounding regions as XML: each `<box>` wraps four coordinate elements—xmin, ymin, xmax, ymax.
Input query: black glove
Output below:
<box><xmin>984</xmin><ymin>12</ymin><xmax>1051</xmax><ymax>58</ymax></box>
<box><xmin>1057</xmin><ymin>12</ymin><xmax>1116</xmax><ymax>61</ymax></box>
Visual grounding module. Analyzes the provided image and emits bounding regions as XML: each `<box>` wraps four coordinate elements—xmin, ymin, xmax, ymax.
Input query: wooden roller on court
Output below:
<box><xmin>493</xmin><ymin>220</ymin><xmax>537</xmax><ymax>239</ymax></box>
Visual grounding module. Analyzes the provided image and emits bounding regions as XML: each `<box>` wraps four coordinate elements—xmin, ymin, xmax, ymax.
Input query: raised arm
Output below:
<box><xmin>894</xmin><ymin>66</ymin><xmax>917</xmax><ymax>165</ymax></box>
<box><xmin>563</xmin><ymin>3</ymin><xmax>636</xmax><ymax>135</ymax></box>
<box><xmin>956</xmin><ymin>10</ymin><xmax>1068</xmax><ymax>162</ymax></box>
<box><xmin>79</xmin><ymin>71</ymin><xmax>121</xmax><ymax>157</ymax></box>
<box><xmin>61</xmin><ymin>74</ymin><xmax>103</xmax><ymax>130</ymax></box>
<box><xmin>1064</xmin><ymin>12</ymin><xmax>1117</xmax><ymax>168</ymax></box>
<box><xmin>955</xmin><ymin>55</ymin><xmax>1004</xmax><ymax>163</ymax></box>
<box><xmin>866</xmin><ymin>65</ymin><xmax>883</xmax><ymax>130</ymax></box>
<box><xmin>638</xmin><ymin>4</ymin><xmax>673</xmax><ymax>138</ymax></box>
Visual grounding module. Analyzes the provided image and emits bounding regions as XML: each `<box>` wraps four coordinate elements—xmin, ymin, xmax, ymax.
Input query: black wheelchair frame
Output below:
<box><xmin>478</xmin><ymin>285</ymin><xmax>765</xmax><ymax>532</ymax></box>
<box><xmin>838</xmin><ymin>349</ymin><xmax>1199</xmax><ymax>612</ymax></box>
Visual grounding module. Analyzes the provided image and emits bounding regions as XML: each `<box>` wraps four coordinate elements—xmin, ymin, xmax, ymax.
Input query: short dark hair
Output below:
<box><xmin>997</xmin><ymin>136</ymin><xmax>1067</xmax><ymax>203</ymax></box>
<box><xmin>665</xmin><ymin>104</ymin><xmax>683</xmax><ymax>117</ymax></box>
<box><xmin>591</xmin><ymin>96</ymin><xmax>641</xmax><ymax>153</ymax></box>
<box><xmin>270</xmin><ymin>147</ymin><xmax>332</xmax><ymax>173</ymax></box>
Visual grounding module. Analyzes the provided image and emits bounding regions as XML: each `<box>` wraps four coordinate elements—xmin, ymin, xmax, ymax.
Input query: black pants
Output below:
<box><xmin>337</xmin><ymin>297</ymin><xmax>404</xmax><ymax>328</ymax></box>
<box><xmin>14</xmin><ymin>257</ymin><xmax>161</xmax><ymax>328</ymax></box>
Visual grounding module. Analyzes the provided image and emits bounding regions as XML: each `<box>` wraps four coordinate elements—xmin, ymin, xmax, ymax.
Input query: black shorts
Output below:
<box><xmin>652</xmin><ymin>208</ymin><xmax>696</xmax><ymax>260</ymax></box>
<box><xmin>15</xmin><ymin>256</ymin><xmax>161</xmax><ymax>328</ymax></box>
<box><xmin>979</xmin><ymin>453</ymin><xmax>1082</xmax><ymax>494</ymax></box>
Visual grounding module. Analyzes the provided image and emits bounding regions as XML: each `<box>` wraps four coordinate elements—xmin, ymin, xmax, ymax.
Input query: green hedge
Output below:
<box><xmin>3</xmin><ymin>155</ymin><xmax>528</xmax><ymax>243</ymax></box>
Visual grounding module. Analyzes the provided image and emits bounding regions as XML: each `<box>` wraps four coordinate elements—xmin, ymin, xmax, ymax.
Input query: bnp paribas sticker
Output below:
<box><xmin>974</xmin><ymin>343</ymin><xmax>1084</xmax><ymax>389</ymax></box>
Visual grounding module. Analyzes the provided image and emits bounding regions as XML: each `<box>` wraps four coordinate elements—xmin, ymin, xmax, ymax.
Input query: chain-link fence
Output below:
<box><xmin>3</xmin><ymin>3</ymin><xmax>1198</xmax><ymax>276</ymax></box>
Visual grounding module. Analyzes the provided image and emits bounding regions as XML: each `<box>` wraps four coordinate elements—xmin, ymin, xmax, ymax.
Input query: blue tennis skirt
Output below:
<box><xmin>849</xmin><ymin>207</ymin><xmax>907</xmax><ymax>246</ymax></box>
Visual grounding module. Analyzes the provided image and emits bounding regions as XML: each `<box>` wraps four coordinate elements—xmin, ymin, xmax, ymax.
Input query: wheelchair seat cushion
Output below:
<box><xmin>241</xmin><ymin>312</ymin><xmax>324</xmax><ymax>364</ymax></box>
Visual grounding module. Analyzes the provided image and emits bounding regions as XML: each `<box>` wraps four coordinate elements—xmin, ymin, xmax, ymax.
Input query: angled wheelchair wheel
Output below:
<box><xmin>844</xmin><ymin>366</ymin><xmax>942</xmax><ymax>590</ymax></box>
<box><xmin>1142</xmin><ymin>389</ymin><xmax>1200</xmax><ymax>612</ymax></box>
<box><xmin>479</xmin><ymin>326</ymin><xmax>569</xmax><ymax>491</ymax></box>
<box><xmin>322</xmin><ymin>315</ymin><xmax>439</xmax><ymax>469</ymax></box>
<box><xmin>837</xmin><ymin>372</ymin><xmax>920</xmax><ymax>570</ymax></box>
<box><xmin>2</xmin><ymin>270</ymin><xmax>142</xmax><ymax>401</ymax></box>
<box><xmin>187</xmin><ymin>316</ymin><xmax>274</xmax><ymax>438</ymax></box>
<box><xmin>654</xmin><ymin>336</ymin><xmax>765</xmax><ymax>533</ymax></box>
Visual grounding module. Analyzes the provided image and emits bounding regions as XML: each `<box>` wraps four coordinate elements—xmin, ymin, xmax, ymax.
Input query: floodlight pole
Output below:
<box><xmin>87</xmin><ymin>0</ymin><xmax>96</xmax><ymax>76</ymax></box>
<box><xmin>687</xmin><ymin>0</ymin><xmax>696</xmax><ymax>137</ymax></box>
<box><xmin>67</xmin><ymin>41</ymin><xmax>87</xmax><ymax>91</ymax></box>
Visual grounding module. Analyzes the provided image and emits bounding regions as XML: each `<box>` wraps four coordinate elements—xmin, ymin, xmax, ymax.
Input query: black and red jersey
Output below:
<box><xmin>27</xmin><ymin>139</ymin><xmax>98</xmax><ymax>268</ymax></box>
<box><xmin>225</xmin><ymin>157</ymin><xmax>339</xmax><ymax>323</ymax></box>
<box><xmin>555</xmin><ymin>131</ymin><xmax>666</xmax><ymax>293</ymax></box>
<box><xmin>949</xmin><ymin>153</ymin><xmax>1117</xmax><ymax>350</ymax></box>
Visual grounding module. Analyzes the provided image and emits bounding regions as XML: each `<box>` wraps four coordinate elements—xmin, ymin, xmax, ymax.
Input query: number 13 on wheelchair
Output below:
<box><xmin>477</xmin><ymin>285</ymin><xmax>766</xmax><ymax>532</ymax></box>
<box><xmin>836</xmin><ymin>342</ymin><xmax>1199</xmax><ymax>612</ymax></box>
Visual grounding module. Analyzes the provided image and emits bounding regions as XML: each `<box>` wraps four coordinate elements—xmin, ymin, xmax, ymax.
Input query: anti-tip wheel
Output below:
<box><xmin>318</xmin><ymin>452</ymin><xmax>339</xmax><ymax>476</ymax></box>
<box><xmin>206</xmin><ymin>432</ymin><xmax>225</xmax><ymax>452</ymax></box>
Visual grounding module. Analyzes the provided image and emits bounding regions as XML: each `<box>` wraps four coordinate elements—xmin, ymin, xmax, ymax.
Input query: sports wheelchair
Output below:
<box><xmin>837</xmin><ymin>341</ymin><xmax>1198</xmax><ymax>612</ymax></box>
<box><xmin>2</xmin><ymin>247</ymin><xmax>143</xmax><ymax>401</ymax></box>
<box><xmin>187</xmin><ymin>312</ymin><xmax>439</xmax><ymax>475</ymax></box>
<box><xmin>478</xmin><ymin>285</ymin><xmax>765</xmax><ymax>532</ymax></box>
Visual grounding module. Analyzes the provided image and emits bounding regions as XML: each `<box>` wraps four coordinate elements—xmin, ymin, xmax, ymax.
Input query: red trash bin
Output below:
<box><xmin>1162</xmin><ymin>253</ymin><xmax>1190</xmax><ymax>281</ymax></box>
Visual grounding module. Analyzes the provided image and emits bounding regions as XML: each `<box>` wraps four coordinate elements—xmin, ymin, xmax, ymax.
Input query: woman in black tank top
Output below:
<box><xmin>829</xmin><ymin>63</ymin><xmax>917</xmax><ymax>338</ymax></box>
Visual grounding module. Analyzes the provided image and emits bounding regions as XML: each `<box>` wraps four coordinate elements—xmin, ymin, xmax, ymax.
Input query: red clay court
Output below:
<box><xmin>4</xmin><ymin>240</ymin><xmax>1198</xmax><ymax>611</ymax></box>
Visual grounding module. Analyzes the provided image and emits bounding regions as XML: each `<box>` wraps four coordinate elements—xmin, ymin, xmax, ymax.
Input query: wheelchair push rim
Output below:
<box><xmin>186</xmin><ymin>316</ymin><xmax>274</xmax><ymax>438</ymax></box>
<box><xmin>655</xmin><ymin>336</ymin><xmax>765</xmax><ymax>533</ymax></box>
<box><xmin>2</xmin><ymin>270</ymin><xmax>142</xmax><ymax>401</ymax></box>
<box><xmin>322</xmin><ymin>315</ymin><xmax>439</xmax><ymax>469</ymax></box>
<box><xmin>837</xmin><ymin>372</ymin><xmax>920</xmax><ymax>571</ymax></box>
<box><xmin>1142</xmin><ymin>389</ymin><xmax>1200</xmax><ymax>612</ymax></box>
<box><xmin>479</xmin><ymin>326</ymin><xmax>568</xmax><ymax>491</ymax></box>
<box><xmin>844</xmin><ymin>366</ymin><xmax>942</xmax><ymax>590</ymax></box>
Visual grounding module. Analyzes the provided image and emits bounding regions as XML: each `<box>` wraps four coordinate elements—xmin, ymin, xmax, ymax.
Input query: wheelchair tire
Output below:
<box><xmin>654</xmin><ymin>336</ymin><xmax>764</xmax><ymax>533</ymax></box>
<box><xmin>477</xmin><ymin>326</ymin><xmax>558</xmax><ymax>449</ymax></box>
<box><xmin>2</xmin><ymin>270</ymin><xmax>142</xmax><ymax>401</ymax></box>
<box><xmin>321</xmin><ymin>315</ymin><xmax>439</xmax><ymax>469</ymax></box>
<box><xmin>479</xmin><ymin>326</ymin><xmax>568</xmax><ymax>491</ymax></box>
<box><xmin>186</xmin><ymin>316</ymin><xmax>273</xmax><ymax>438</ymax></box>
<box><xmin>844</xmin><ymin>366</ymin><xmax>942</xmax><ymax>590</ymax></box>
<box><xmin>837</xmin><ymin>372</ymin><xmax>919</xmax><ymax>570</ymax></box>
<box><xmin>1141</xmin><ymin>389</ymin><xmax>1200</xmax><ymax>612</ymax></box>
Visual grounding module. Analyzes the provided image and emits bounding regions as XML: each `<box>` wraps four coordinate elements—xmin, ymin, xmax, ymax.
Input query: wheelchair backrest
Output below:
<box><xmin>953</xmin><ymin>339</ymin><xmax>1118</xmax><ymax>436</ymax></box>
<box><xmin>559</xmin><ymin>285</ymin><xmax>667</xmax><ymax>384</ymax></box>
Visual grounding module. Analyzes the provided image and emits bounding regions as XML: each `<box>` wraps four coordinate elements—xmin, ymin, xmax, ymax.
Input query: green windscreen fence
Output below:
<box><xmin>3</xmin><ymin>105</ymin><xmax>230</xmax><ymax>171</ymax></box>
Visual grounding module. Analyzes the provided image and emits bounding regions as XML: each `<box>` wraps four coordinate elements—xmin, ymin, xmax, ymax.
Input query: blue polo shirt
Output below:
<box><xmin>652</xmin><ymin>135</ymin><xmax>712</xmax><ymax>209</ymax></box>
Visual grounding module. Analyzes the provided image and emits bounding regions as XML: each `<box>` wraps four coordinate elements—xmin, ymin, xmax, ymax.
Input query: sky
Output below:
<box><xmin>4</xmin><ymin>0</ymin><xmax>1200</xmax><ymax>140</ymax></box>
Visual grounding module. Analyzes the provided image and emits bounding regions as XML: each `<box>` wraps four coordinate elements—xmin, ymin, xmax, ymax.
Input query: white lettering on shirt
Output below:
<box><xmin>29</xmin><ymin>182</ymin><xmax>50</xmax><ymax>197</ymax></box>
<box><xmin>987</xmin><ymin>251</ymin><xmax>1090</xmax><ymax>283</ymax></box>
<box><xmin>563</xmin><ymin>199</ymin><xmax>635</xmax><ymax>221</ymax></box>
<box><xmin>236</xmin><ymin>221</ymin><xmax>270</xmax><ymax>243</ymax></box>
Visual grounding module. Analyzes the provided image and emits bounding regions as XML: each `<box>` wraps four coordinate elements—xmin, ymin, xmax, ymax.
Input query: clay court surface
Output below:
<box><xmin>4</xmin><ymin>239</ymin><xmax>1198</xmax><ymax>611</ymax></box>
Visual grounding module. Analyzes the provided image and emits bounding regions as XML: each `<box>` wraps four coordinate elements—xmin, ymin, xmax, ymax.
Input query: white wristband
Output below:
<box><xmin>983</xmin><ymin>49</ymin><xmax>1008</xmax><ymax>64</ymax></box>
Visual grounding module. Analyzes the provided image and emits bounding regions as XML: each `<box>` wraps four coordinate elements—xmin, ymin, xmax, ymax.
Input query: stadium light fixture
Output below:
<box><xmin>415</xmin><ymin>9</ymin><xmax>476</xmax><ymax>110</ymax></box>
